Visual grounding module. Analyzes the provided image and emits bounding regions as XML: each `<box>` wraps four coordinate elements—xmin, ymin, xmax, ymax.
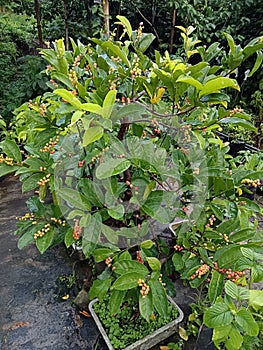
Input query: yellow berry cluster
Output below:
<box><xmin>17</xmin><ymin>212</ymin><xmax>35</xmax><ymax>221</ymax></box>
<box><xmin>49</xmin><ymin>79</ymin><xmax>59</xmax><ymax>89</ymax></box>
<box><xmin>0</xmin><ymin>154</ymin><xmax>14</xmax><ymax>166</ymax></box>
<box><xmin>135</xmin><ymin>22</ymin><xmax>144</xmax><ymax>40</ymax></box>
<box><xmin>40</xmin><ymin>136</ymin><xmax>60</xmax><ymax>153</ymax></box>
<box><xmin>68</xmin><ymin>69</ymin><xmax>78</xmax><ymax>86</ymax></box>
<box><xmin>50</xmin><ymin>217</ymin><xmax>67</xmax><ymax>226</ymax></box>
<box><xmin>110</xmin><ymin>55</ymin><xmax>122</xmax><ymax>63</ymax></box>
<box><xmin>229</xmin><ymin>107</ymin><xmax>244</xmax><ymax>116</ymax></box>
<box><xmin>37</xmin><ymin>173</ymin><xmax>51</xmax><ymax>186</ymax></box>
<box><xmin>181</xmin><ymin>125</ymin><xmax>191</xmax><ymax>143</ymax></box>
<box><xmin>158</xmin><ymin>274</ymin><xmax>166</xmax><ymax>287</ymax></box>
<box><xmin>39</xmin><ymin>103</ymin><xmax>47</xmax><ymax>116</ymax></box>
<box><xmin>241</xmin><ymin>178</ymin><xmax>261</xmax><ymax>187</ymax></box>
<box><xmin>73</xmin><ymin>54</ymin><xmax>82</xmax><ymax>67</ymax></box>
<box><xmin>138</xmin><ymin>278</ymin><xmax>150</xmax><ymax>298</ymax></box>
<box><xmin>130</xmin><ymin>56</ymin><xmax>142</xmax><ymax>79</ymax></box>
<box><xmin>191</xmin><ymin>264</ymin><xmax>210</xmax><ymax>279</ymax></box>
<box><xmin>205</xmin><ymin>214</ymin><xmax>216</xmax><ymax>228</ymax></box>
<box><xmin>90</xmin><ymin>148</ymin><xmax>109</xmax><ymax>164</ymax></box>
<box><xmin>34</xmin><ymin>223</ymin><xmax>51</xmax><ymax>239</ymax></box>
<box><xmin>218</xmin><ymin>232</ymin><xmax>229</xmax><ymax>245</ymax></box>
<box><xmin>39</xmin><ymin>166</ymin><xmax>47</xmax><ymax>172</ymax></box>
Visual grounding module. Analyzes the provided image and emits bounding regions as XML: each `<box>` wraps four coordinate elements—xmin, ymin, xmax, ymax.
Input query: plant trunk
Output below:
<box><xmin>103</xmin><ymin>0</ymin><xmax>110</xmax><ymax>36</ymax></box>
<box><xmin>169</xmin><ymin>8</ymin><xmax>176</xmax><ymax>54</ymax></box>
<box><xmin>34</xmin><ymin>0</ymin><xmax>43</xmax><ymax>48</ymax></box>
<box><xmin>63</xmin><ymin>0</ymin><xmax>69</xmax><ymax>51</ymax></box>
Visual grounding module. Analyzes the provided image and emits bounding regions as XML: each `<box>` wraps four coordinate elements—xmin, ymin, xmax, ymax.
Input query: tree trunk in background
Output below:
<box><xmin>34</xmin><ymin>0</ymin><xmax>43</xmax><ymax>48</ymax></box>
<box><xmin>63</xmin><ymin>0</ymin><xmax>69</xmax><ymax>50</ymax></box>
<box><xmin>169</xmin><ymin>8</ymin><xmax>176</xmax><ymax>53</ymax></box>
<box><xmin>103</xmin><ymin>0</ymin><xmax>110</xmax><ymax>36</ymax></box>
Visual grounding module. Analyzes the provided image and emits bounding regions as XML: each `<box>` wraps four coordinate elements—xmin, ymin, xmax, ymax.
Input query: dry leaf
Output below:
<box><xmin>62</xmin><ymin>294</ymin><xmax>70</xmax><ymax>300</ymax></box>
<box><xmin>79</xmin><ymin>310</ymin><xmax>91</xmax><ymax>317</ymax></box>
<box><xmin>179</xmin><ymin>326</ymin><xmax>188</xmax><ymax>341</ymax></box>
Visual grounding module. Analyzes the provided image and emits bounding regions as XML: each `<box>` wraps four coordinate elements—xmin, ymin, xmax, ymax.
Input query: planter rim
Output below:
<box><xmin>89</xmin><ymin>296</ymin><xmax>184</xmax><ymax>350</ymax></box>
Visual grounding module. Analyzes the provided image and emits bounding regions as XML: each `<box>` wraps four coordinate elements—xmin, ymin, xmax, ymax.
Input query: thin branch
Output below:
<box><xmin>134</xmin><ymin>100</ymin><xmax>196</xmax><ymax>118</ymax></box>
<box><xmin>135</xmin><ymin>7</ymin><xmax>160</xmax><ymax>43</ymax></box>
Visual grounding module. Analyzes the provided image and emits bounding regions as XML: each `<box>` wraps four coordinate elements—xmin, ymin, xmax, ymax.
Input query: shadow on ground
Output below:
<box><xmin>0</xmin><ymin>176</ymin><xmax>214</xmax><ymax>350</ymax></box>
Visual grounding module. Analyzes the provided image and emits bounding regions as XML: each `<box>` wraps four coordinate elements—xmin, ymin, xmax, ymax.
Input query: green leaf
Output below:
<box><xmin>0</xmin><ymin>164</ymin><xmax>20</xmax><ymax>177</ymax></box>
<box><xmin>113</xmin><ymin>260</ymin><xmax>148</xmax><ymax>275</ymax></box>
<box><xmin>52</xmin><ymin>72</ymin><xmax>74</xmax><ymax>89</ymax></box>
<box><xmin>231</xmin><ymin>229</ymin><xmax>256</xmax><ymax>243</ymax></box>
<box><xmin>219</xmin><ymin>117</ymin><xmax>256</xmax><ymax>131</ymax></box>
<box><xmin>57</xmin><ymin>188</ymin><xmax>91</xmax><ymax>211</ymax></box>
<box><xmin>101</xmin><ymin>90</ymin><xmax>117</xmax><ymax>119</ymax></box>
<box><xmin>249</xmin><ymin>290</ymin><xmax>263</xmax><ymax>311</ymax></box>
<box><xmin>96</xmin><ymin>159</ymin><xmax>131</xmax><ymax>179</ymax></box>
<box><xmin>64</xmin><ymin>228</ymin><xmax>75</xmax><ymax>248</ymax></box>
<box><xmin>101</xmin><ymin>224</ymin><xmax>119</xmax><ymax>244</ymax></box>
<box><xmin>82</xmin><ymin>126</ymin><xmax>104</xmax><ymax>146</ymax></box>
<box><xmin>176</xmin><ymin>76</ymin><xmax>203</xmax><ymax>90</ymax></box>
<box><xmin>208</xmin><ymin>271</ymin><xmax>224</xmax><ymax>304</ymax></box>
<box><xmin>248</xmin><ymin>50</ymin><xmax>263</xmax><ymax>77</ymax></box>
<box><xmin>80</xmin><ymin>102</ymin><xmax>103</xmax><ymax>114</ymax></box>
<box><xmin>204</xmin><ymin>302</ymin><xmax>233</xmax><ymax>328</ymax></box>
<box><xmin>54</xmin><ymin>89</ymin><xmax>83</xmax><ymax>109</ymax></box>
<box><xmin>199</xmin><ymin>77</ymin><xmax>240</xmax><ymax>97</ymax></box>
<box><xmin>225</xmin><ymin>325</ymin><xmax>243</xmax><ymax>350</ymax></box>
<box><xmin>82</xmin><ymin>214</ymin><xmax>101</xmax><ymax>257</ymax></box>
<box><xmin>141</xmin><ymin>190</ymin><xmax>170</xmax><ymax>224</ymax></box>
<box><xmin>108</xmin><ymin>204</ymin><xmax>124</xmax><ymax>220</ymax></box>
<box><xmin>101</xmin><ymin>41</ymin><xmax>130</xmax><ymax>67</ymax></box>
<box><xmin>149</xmin><ymin>279</ymin><xmax>168</xmax><ymax>318</ymax></box>
<box><xmin>111</xmin><ymin>272</ymin><xmax>145</xmax><ymax>290</ymax></box>
<box><xmin>17</xmin><ymin>228</ymin><xmax>36</xmax><ymax>249</ymax></box>
<box><xmin>22</xmin><ymin>173</ymin><xmax>44</xmax><ymax>193</ymax></box>
<box><xmin>89</xmin><ymin>278</ymin><xmax>112</xmax><ymax>302</ymax></box>
<box><xmin>146</xmin><ymin>257</ymin><xmax>161</xmax><ymax>271</ymax></box>
<box><xmin>225</xmin><ymin>280</ymin><xmax>239</xmax><ymax>299</ymax></box>
<box><xmin>0</xmin><ymin>139</ymin><xmax>22</xmax><ymax>163</ymax></box>
<box><xmin>36</xmin><ymin>228</ymin><xmax>54</xmax><ymax>254</ymax></box>
<box><xmin>71</xmin><ymin>110</ymin><xmax>85</xmax><ymax>124</ymax></box>
<box><xmin>109</xmin><ymin>290</ymin><xmax>126</xmax><ymax>315</ymax></box>
<box><xmin>140</xmin><ymin>240</ymin><xmax>154</xmax><ymax>250</ymax></box>
<box><xmin>93</xmin><ymin>248</ymin><xmax>114</xmax><ymax>262</ymax></box>
<box><xmin>236</xmin><ymin>308</ymin><xmax>259</xmax><ymax>336</ymax></box>
<box><xmin>139</xmin><ymin>293</ymin><xmax>154</xmax><ymax>322</ymax></box>
<box><xmin>116</xmin><ymin>15</ymin><xmax>132</xmax><ymax>39</ymax></box>
<box><xmin>172</xmin><ymin>253</ymin><xmax>184</xmax><ymax>271</ymax></box>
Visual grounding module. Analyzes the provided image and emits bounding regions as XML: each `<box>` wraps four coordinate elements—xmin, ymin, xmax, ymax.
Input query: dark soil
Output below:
<box><xmin>0</xmin><ymin>175</ymin><xmax>214</xmax><ymax>350</ymax></box>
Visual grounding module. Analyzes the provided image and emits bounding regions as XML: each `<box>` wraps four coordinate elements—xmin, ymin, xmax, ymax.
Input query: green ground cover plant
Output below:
<box><xmin>0</xmin><ymin>16</ymin><xmax>263</xmax><ymax>349</ymax></box>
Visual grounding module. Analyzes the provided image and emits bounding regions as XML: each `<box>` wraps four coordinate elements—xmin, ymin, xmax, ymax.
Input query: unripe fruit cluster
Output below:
<box><xmin>191</xmin><ymin>264</ymin><xmax>210</xmax><ymax>279</ymax></box>
<box><xmin>17</xmin><ymin>212</ymin><xmax>35</xmax><ymax>221</ymax></box>
<box><xmin>205</xmin><ymin>214</ymin><xmax>216</xmax><ymax>228</ymax></box>
<box><xmin>105</xmin><ymin>256</ymin><xmax>112</xmax><ymax>267</ymax></box>
<box><xmin>174</xmin><ymin>244</ymin><xmax>183</xmax><ymax>252</ymax></box>
<box><xmin>50</xmin><ymin>217</ymin><xmax>67</xmax><ymax>226</ymax></box>
<box><xmin>241</xmin><ymin>178</ymin><xmax>261</xmax><ymax>188</ymax></box>
<box><xmin>40</xmin><ymin>136</ymin><xmax>59</xmax><ymax>153</ymax></box>
<box><xmin>136</xmin><ymin>251</ymin><xmax>144</xmax><ymax>264</ymax></box>
<box><xmin>137</xmin><ymin>278</ymin><xmax>150</xmax><ymax>298</ymax></box>
<box><xmin>37</xmin><ymin>173</ymin><xmax>51</xmax><ymax>186</ymax></box>
<box><xmin>0</xmin><ymin>154</ymin><xmax>14</xmax><ymax>166</ymax></box>
<box><xmin>34</xmin><ymin>223</ymin><xmax>50</xmax><ymax>239</ymax></box>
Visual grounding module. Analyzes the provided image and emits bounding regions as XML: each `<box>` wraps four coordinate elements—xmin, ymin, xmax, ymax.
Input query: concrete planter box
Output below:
<box><xmin>89</xmin><ymin>296</ymin><xmax>184</xmax><ymax>350</ymax></box>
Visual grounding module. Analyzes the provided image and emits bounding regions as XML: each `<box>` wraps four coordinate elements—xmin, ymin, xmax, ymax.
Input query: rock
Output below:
<box><xmin>74</xmin><ymin>289</ymin><xmax>90</xmax><ymax>310</ymax></box>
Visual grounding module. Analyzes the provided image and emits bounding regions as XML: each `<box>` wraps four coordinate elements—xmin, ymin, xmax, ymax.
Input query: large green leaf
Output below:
<box><xmin>57</xmin><ymin>188</ymin><xmax>90</xmax><ymax>211</ymax></box>
<box><xmin>0</xmin><ymin>139</ymin><xmax>22</xmax><ymax>162</ymax></box>
<box><xmin>36</xmin><ymin>228</ymin><xmax>54</xmax><ymax>254</ymax></box>
<box><xmin>82</xmin><ymin>126</ymin><xmax>104</xmax><ymax>146</ymax></box>
<box><xmin>109</xmin><ymin>289</ymin><xmax>126</xmax><ymax>315</ymax></box>
<box><xmin>248</xmin><ymin>50</ymin><xmax>263</xmax><ymax>77</ymax></box>
<box><xmin>0</xmin><ymin>164</ymin><xmax>20</xmax><ymax>177</ymax></box>
<box><xmin>101</xmin><ymin>90</ymin><xmax>117</xmax><ymax>119</ymax></box>
<box><xmin>219</xmin><ymin>117</ymin><xmax>256</xmax><ymax>131</ymax></box>
<box><xmin>204</xmin><ymin>302</ymin><xmax>233</xmax><ymax>328</ymax></box>
<box><xmin>101</xmin><ymin>41</ymin><xmax>130</xmax><ymax>67</ymax></box>
<box><xmin>113</xmin><ymin>260</ymin><xmax>148</xmax><ymax>276</ymax></box>
<box><xmin>176</xmin><ymin>76</ymin><xmax>203</xmax><ymax>90</ymax></box>
<box><xmin>208</xmin><ymin>270</ymin><xmax>224</xmax><ymax>304</ymax></box>
<box><xmin>199</xmin><ymin>77</ymin><xmax>240</xmax><ymax>97</ymax></box>
<box><xmin>93</xmin><ymin>248</ymin><xmax>115</xmax><ymax>262</ymax></box>
<box><xmin>225</xmin><ymin>325</ymin><xmax>243</xmax><ymax>350</ymax></box>
<box><xmin>236</xmin><ymin>308</ymin><xmax>259</xmax><ymax>336</ymax></box>
<box><xmin>111</xmin><ymin>272</ymin><xmax>145</xmax><ymax>290</ymax></box>
<box><xmin>96</xmin><ymin>159</ymin><xmax>131</xmax><ymax>179</ymax></box>
<box><xmin>146</xmin><ymin>257</ymin><xmax>161</xmax><ymax>271</ymax></box>
<box><xmin>139</xmin><ymin>293</ymin><xmax>154</xmax><ymax>322</ymax></box>
<box><xmin>149</xmin><ymin>279</ymin><xmax>168</xmax><ymax>318</ymax></box>
<box><xmin>249</xmin><ymin>290</ymin><xmax>263</xmax><ymax>311</ymax></box>
<box><xmin>82</xmin><ymin>214</ymin><xmax>101</xmax><ymax>257</ymax></box>
<box><xmin>89</xmin><ymin>278</ymin><xmax>112</xmax><ymax>302</ymax></box>
<box><xmin>115</xmin><ymin>15</ymin><xmax>132</xmax><ymax>39</ymax></box>
<box><xmin>54</xmin><ymin>89</ymin><xmax>82</xmax><ymax>109</ymax></box>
